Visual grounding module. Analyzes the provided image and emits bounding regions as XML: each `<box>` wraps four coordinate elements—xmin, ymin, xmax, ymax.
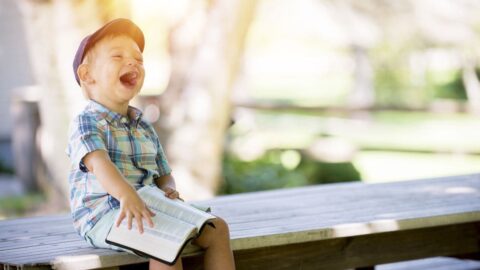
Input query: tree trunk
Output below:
<box><xmin>20</xmin><ymin>0</ymin><xmax>73</xmax><ymax>208</ymax></box>
<box><xmin>20</xmin><ymin>0</ymin><xmax>125</xmax><ymax>209</ymax></box>
<box><xmin>349</xmin><ymin>45</ymin><xmax>375</xmax><ymax>109</ymax></box>
<box><xmin>157</xmin><ymin>0</ymin><xmax>258</xmax><ymax>200</ymax></box>
<box><xmin>461</xmin><ymin>59</ymin><xmax>480</xmax><ymax>115</ymax></box>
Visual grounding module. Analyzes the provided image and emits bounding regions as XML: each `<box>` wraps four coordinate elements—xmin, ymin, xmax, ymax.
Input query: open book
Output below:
<box><xmin>106</xmin><ymin>185</ymin><xmax>216</xmax><ymax>265</ymax></box>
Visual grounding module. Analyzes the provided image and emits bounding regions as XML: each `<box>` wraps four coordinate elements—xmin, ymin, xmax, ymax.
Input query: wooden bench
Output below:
<box><xmin>1</xmin><ymin>173</ymin><xmax>480</xmax><ymax>270</ymax></box>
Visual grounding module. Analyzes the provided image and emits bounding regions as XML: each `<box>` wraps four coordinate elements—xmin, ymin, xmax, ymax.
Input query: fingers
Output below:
<box><xmin>143</xmin><ymin>211</ymin><xmax>154</xmax><ymax>229</ymax></box>
<box><xmin>134</xmin><ymin>209</ymin><xmax>156</xmax><ymax>233</ymax></box>
<box><xmin>168</xmin><ymin>191</ymin><xmax>178</xmax><ymax>199</ymax></box>
<box><xmin>127</xmin><ymin>212</ymin><xmax>133</xmax><ymax>230</ymax></box>
<box><xmin>117</xmin><ymin>193</ymin><xmax>163</xmax><ymax>234</ymax></box>
<box><xmin>120</xmin><ymin>208</ymin><xmax>155</xmax><ymax>233</ymax></box>
<box><xmin>163</xmin><ymin>187</ymin><xmax>180</xmax><ymax>199</ymax></box>
<box><xmin>147</xmin><ymin>207</ymin><xmax>156</xmax><ymax>217</ymax></box>
<box><xmin>136</xmin><ymin>215</ymin><xmax>144</xmax><ymax>234</ymax></box>
<box><xmin>163</xmin><ymin>187</ymin><xmax>174</xmax><ymax>197</ymax></box>
<box><xmin>115</xmin><ymin>212</ymin><xmax>126</xmax><ymax>227</ymax></box>
<box><xmin>145</xmin><ymin>208</ymin><xmax>155</xmax><ymax>228</ymax></box>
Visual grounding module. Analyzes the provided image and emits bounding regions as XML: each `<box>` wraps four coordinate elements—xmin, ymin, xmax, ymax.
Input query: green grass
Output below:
<box><xmin>229</xmin><ymin>110</ymin><xmax>480</xmax><ymax>184</ymax></box>
<box><xmin>0</xmin><ymin>193</ymin><xmax>46</xmax><ymax>219</ymax></box>
<box><xmin>237</xmin><ymin>110</ymin><xmax>480</xmax><ymax>153</ymax></box>
<box><xmin>343</xmin><ymin>111</ymin><xmax>480</xmax><ymax>153</ymax></box>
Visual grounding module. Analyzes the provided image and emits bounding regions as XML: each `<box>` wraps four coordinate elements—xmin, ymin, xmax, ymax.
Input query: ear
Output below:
<box><xmin>77</xmin><ymin>64</ymin><xmax>94</xmax><ymax>85</ymax></box>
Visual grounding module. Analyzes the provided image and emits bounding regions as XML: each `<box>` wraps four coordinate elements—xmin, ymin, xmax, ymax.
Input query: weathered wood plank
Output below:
<box><xmin>0</xmin><ymin>233</ymin><xmax>85</xmax><ymax>248</ymax></box>
<box><xmin>378</xmin><ymin>257</ymin><xmax>480</xmax><ymax>270</ymax></box>
<box><xmin>52</xmin><ymin>252</ymin><xmax>145</xmax><ymax>270</ymax></box>
<box><xmin>1</xmin><ymin>242</ymin><xmax>94</xmax><ymax>261</ymax></box>
<box><xmin>182</xmin><ymin>222</ymin><xmax>480</xmax><ymax>270</ymax></box>
<box><xmin>0</xmin><ymin>214</ymin><xmax>71</xmax><ymax>229</ymax></box>
<box><xmin>51</xmin><ymin>245</ymin><xmax>202</xmax><ymax>270</ymax></box>
<box><xmin>227</xmin><ymin>205</ymin><xmax>480</xmax><ymax>235</ymax></box>
<box><xmin>226</xmin><ymin>211</ymin><xmax>480</xmax><ymax>251</ymax></box>
<box><xmin>221</xmin><ymin>193</ymin><xmax>480</xmax><ymax>222</ymax></box>
<box><xmin>205</xmin><ymin>174</ymin><xmax>480</xmax><ymax>205</ymax></box>
<box><xmin>0</xmin><ymin>174</ymin><xmax>478</xmax><ymax>270</ymax></box>
<box><xmin>0</xmin><ymin>225</ymin><xmax>76</xmax><ymax>242</ymax></box>
<box><xmin>0</xmin><ymin>235</ymin><xmax>83</xmax><ymax>251</ymax></box>
<box><xmin>212</xmin><ymin>182</ymin><xmax>479</xmax><ymax>223</ymax></box>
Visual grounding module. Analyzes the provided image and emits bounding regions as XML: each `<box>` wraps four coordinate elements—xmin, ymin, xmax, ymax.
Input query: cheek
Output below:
<box><xmin>138</xmin><ymin>67</ymin><xmax>146</xmax><ymax>84</ymax></box>
<box><xmin>105</xmin><ymin>66</ymin><xmax>121</xmax><ymax>83</ymax></box>
<box><xmin>92</xmin><ymin>66</ymin><xmax>110</xmax><ymax>82</ymax></box>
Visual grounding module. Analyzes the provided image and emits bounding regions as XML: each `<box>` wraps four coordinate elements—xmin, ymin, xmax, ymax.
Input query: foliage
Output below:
<box><xmin>372</xmin><ymin>43</ymin><xmax>430</xmax><ymax>108</ymax></box>
<box><xmin>429</xmin><ymin>69</ymin><xmax>467</xmax><ymax>100</ymax></box>
<box><xmin>219</xmin><ymin>150</ymin><xmax>361</xmax><ymax>195</ymax></box>
<box><xmin>0</xmin><ymin>193</ymin><xmax>45</xmax><ymax>218</ymax></box>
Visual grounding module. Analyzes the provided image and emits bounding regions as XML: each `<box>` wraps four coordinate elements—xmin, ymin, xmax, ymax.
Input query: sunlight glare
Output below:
<box><xmin>445</xmin><ymin>186</ymin><xmax>477</xmax><ymax>194</ymax></box>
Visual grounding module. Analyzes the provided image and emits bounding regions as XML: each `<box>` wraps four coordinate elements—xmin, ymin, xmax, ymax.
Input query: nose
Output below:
<box><xmin>126</xmin><ymin>58</ymin><xmax>135</xmax><ymax>66</ymax></box>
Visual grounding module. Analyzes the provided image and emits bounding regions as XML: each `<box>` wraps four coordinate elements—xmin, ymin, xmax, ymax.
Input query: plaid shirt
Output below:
<box><xmin>66</xmin><ymin>100</ymin><xmax>171</xmax><ymax>237</ymax></box>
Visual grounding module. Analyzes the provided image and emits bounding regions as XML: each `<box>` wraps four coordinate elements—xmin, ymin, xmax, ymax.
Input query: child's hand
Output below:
<box><xmin>115</xmin><ymin>190</ymin><xmax>155</xmax><ymax>234</ymax></box>
<box><xmin>162</xmin><ymin>186</ymin><xmax>180</xmax><ymax>200</ymax></box>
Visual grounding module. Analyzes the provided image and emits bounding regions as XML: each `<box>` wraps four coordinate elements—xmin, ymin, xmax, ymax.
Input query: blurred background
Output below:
<box><xmin>1</xmin><ymin>0</ymin><xmax>480</xmax><ymax>219</ymax></box>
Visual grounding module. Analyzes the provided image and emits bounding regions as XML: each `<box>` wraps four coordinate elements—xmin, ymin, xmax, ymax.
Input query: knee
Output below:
<box><xmin>212</xmin><ymin>217</ymin><xmax>230</xmax><ymax>239</ymax></box>
<box><xmin>194</xmin><ymin>217</ymin><xmax>231</xmax><ymax>249</ymax></box>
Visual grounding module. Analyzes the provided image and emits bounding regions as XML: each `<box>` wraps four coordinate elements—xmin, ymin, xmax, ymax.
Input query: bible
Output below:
<box><xmin>106</xmin><ymin>185</ymin><xmax>216</xmax><ymax>265</ymax></box>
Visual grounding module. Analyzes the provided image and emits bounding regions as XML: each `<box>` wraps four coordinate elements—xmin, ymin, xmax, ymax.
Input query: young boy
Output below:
<box><xmin>66</xmin><ymin>18</ymin><xmax>235</xmax><ymax>270</ymax></box>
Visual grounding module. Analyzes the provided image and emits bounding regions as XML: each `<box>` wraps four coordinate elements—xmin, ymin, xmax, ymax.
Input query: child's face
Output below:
<box><xmin>86</xmin><ymin>35</ymin><xmax>145</xmax><ymax>109</ymax></box>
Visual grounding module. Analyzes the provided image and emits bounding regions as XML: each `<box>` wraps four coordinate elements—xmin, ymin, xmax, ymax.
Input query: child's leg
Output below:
<box><xmin>149</xmin><ymin>259</ymin><xmax>183</xmax><ymax>270</ymax></box>
<box><xmin>193</xmin><ymin>217</ymin><xmax>235</xmax><ymax>270</ymax></box>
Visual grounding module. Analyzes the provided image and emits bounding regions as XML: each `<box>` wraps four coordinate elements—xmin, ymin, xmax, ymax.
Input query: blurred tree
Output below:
<box><xmin>462</xmin><ymin>59</ymin><xmax>480</xmax><ymax>114</ymax></box>
<box><xmin>21</xmin><ymin>0</ymin><xmax>130</xmax><ymax>208</ymax></box>
<box><xmin>330</xmin><ymin>1</ymin><xmax>380</xmax><ymax>109</ymax></box>
<box><xmin>156</xmin><ymin>0</ymin><xmax>258</xmax><ymax>199</ymax></box>
<box><xmin>349</xmin><ymin>45</ymin><xmax>375</xmax><ymax>109</ymax></box>
<box><xmin>331</xmin><ymin>0</ymin><xmax>480</xmax><ymax>110</ymax></box>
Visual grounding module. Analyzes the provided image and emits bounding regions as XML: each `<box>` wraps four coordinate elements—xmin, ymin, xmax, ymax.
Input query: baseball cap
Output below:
<box><xmin>73</xmin><ymin>18</ymin><xmax>145</xmax><ymax>85</ymax></box>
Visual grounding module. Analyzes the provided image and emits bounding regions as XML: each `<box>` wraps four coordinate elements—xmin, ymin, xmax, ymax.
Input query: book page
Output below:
<box><xmin>107</xmin><ymin>211</ymin><xmax>197</xmax><ymax>263</ymax></box>
<box><xmin>107</xmin><ymin>185</ymin><xmax>217</xmax><ymax>263</ymax></box>
<box><xmin>139</xmin><ymin>185</ymin><xmax>215</xmax><ymax>230</ymax></box>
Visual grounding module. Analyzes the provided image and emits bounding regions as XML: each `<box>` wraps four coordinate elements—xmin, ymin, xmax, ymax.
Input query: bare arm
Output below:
<box><xmin>154</xmin><ymin>173</ymin><xmax>180</xmax><ymax>200</ymax></box>
<box><xmin>83</xmin><ymin>150</ymin><xmax>154</xmax><ymax>233</ymax></box>
<box><xmin>154</xmin><ymin>173</ymin><xmax>176</xmax><ymax>189</ymax></box>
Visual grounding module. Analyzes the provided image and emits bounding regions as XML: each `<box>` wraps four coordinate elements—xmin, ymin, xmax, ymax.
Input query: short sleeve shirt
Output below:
<box><xmin>66</xmin><ymin>100</ymin><xmax>171</xmax><ymax>237</ymax></box>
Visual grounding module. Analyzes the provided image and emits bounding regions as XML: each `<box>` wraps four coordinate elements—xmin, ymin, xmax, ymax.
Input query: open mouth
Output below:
<box><xmin>119</xmin><ymin>71</ymin><xmax>138</xmax><ymax>88</ymax></box>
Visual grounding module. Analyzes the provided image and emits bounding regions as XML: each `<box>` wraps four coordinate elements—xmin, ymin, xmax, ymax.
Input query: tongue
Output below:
<box><xmin>120</xmin><ymin>72</ymin><xmax>137</xmax><ymax>87</ymax></box>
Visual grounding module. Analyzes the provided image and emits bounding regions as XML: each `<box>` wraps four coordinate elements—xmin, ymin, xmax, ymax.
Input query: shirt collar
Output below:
<box><xmin>86</xmin><ymin>100</ymin><xmax>143</xmax><ymax>127</ymax></box>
